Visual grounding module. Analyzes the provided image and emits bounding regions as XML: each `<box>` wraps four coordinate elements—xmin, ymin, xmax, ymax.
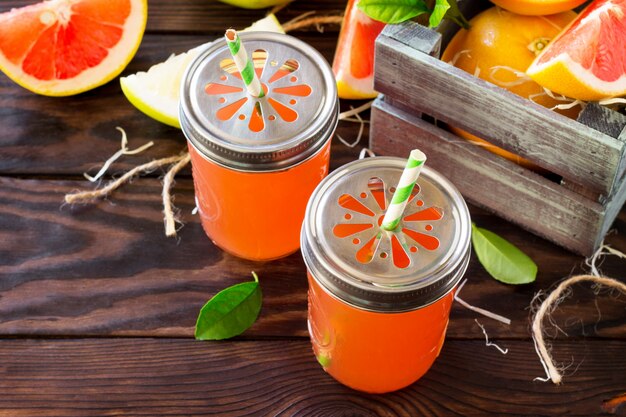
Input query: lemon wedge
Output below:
<box><xmin>120</xmin><ymin>14</ymin><xmax>284</xmax><ymax>128</ymax></box>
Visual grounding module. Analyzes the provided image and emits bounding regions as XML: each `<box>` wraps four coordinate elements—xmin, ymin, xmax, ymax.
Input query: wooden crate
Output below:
<box><xmin>369</xmin><ymin>21</ymin><xmax>626</xmax><ymax>256</ymax></box>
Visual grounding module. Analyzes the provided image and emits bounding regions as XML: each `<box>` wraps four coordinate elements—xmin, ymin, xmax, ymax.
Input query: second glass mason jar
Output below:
<box><xmin>301</xmin><ymin>156</ymin><xmax>471</xmax><ymax>393</ymax></box>
<box><xmin>180</xmin><ymin>32</ymin><xmax>338</xmax><ymax>261</ymax></box>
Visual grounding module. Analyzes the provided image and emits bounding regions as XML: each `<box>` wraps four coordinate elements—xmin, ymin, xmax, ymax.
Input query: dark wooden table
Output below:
<box><xmin>1</xmin><ymin>1</ymin><xmax>625</xmax><ymax>415</ymax></box>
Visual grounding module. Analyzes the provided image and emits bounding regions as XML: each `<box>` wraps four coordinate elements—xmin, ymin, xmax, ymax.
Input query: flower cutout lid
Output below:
<box><xmin>180</xmin><ymin>32</ymin><xmax>338</xmax><ymax>171</ymax></box>
<box><xmin>301</xmin><ymin>156</ymin><xmax>472</xmax><ymax>312</ymax></box>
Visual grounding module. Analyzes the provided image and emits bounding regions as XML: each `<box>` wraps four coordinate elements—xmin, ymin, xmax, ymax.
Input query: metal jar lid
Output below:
<box><xmin>180</xmin><ymin>31</ymin><xmax>339</xmax><ymax>171</ymax></box>
<box><xmin>301</xmin><ymin>156</ymin><xmax>472</xmax><ymax>312</ymax></box>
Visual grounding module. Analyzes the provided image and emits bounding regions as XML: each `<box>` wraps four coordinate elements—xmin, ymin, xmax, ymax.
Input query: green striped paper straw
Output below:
<box><xmin>225</xmin><ymin>29</ymin><xmax>265</xmax><ymax>98</ymax></box>
<box><xmin>381</xmin><ymin>149</ymin><xmax>427</xmax><ymax>231</ymax></box>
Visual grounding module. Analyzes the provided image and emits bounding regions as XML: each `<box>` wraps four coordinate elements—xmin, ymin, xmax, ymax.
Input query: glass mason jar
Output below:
<box><xmin>180</xmin><ymin>32</ymin><xmax>339</xmax><ymax>261</ymax></box>
<box><xmin>301</xmin><ymin>156</ymin><xmax>471</xmax><ymax>393</ymax></box>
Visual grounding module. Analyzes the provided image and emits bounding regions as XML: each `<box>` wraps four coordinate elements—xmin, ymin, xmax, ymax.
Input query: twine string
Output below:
<box><xmin>162</xmin><ymin>153</ymin><xmax>191</xmax><ymax>237</ymax></box>
<box><xmin>531</xmin><ymin>244</ymin><xmax>626</xmax><ymax>384</ymax></box>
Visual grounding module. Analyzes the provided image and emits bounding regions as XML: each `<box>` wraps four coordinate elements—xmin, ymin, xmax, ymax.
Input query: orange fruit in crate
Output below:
<box><xmin>441</xmin><ymin>7</ymin><xmax>578</xmax><ymax>170</ymax></box>
<box><xmin>333</xmin><ymin>0</ymin><xmax>386</xmax><ymax>99</ymax></box>
<box><xmin>0</xmin><ymin>0</ymin><xmax>147</xmax><ymax>96</ymax></box>
<box><xmin>489</xmin><ymin>0</ymin><xmax>587</xmax><ymax>15</ymax></box>
<box><xmin>527</xmin><ymin>0</ymin><xmax>626</xmax><ymax>101</ymax></box>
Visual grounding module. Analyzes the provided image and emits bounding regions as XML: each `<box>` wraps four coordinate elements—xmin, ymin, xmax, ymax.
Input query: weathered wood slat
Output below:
<box><xmin>374</xmin><ymin>23</ymin><xmax>626</xmax><ymax>195</ymax></box>
<box><xmin>1</xmin><ymin>177</ymin><xmax>624</xmax><ymax>339</ymax></box>
<box><xmin>0</xmin><ymin>34</ymin><xmax>339</xmax><ymax>176</ymax></box>
<box><xmin>562</xmin><ymin>104</ymin><xmax>626</xmax><ymax>201</ymax></box>
<box><xmin>600</xmin><ymin>169</ymin><xmax>626</xmax><ymax>249</ymax></box>
<box><xmin>1</xmin><ymin>338</ymin><xmax>625</xmax><ymax>416</ymax></box>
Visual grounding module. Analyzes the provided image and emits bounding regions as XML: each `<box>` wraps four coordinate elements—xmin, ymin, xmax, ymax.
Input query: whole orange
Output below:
<box><xmin>489</xmin><ymin>0</ymin><xmax>587</xmax><ymax>16</ymax></box>
<box><xmin>441</xmin><ymin>7</ymin><xmax>578</xmax><ymax>170</ymax></box>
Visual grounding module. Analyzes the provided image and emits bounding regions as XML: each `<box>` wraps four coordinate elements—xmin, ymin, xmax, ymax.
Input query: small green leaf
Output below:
<box><xmin>429</xmin><ymin>0</ymin><xmax>450</xmax><ymax>28</ymax></box>
<box><xmin>358</xmin><ymin>0</ymin><xmax>429</xmax><ymax>24</ymax></box>
<box><xmin>195</xmin><ymin>272</ymin><xmax>262</xmax><ymax>340</ymax></box>
<box><xmin>471</xmin><ymin>224</ymin><xmax>537</xmax><ymax>285</ymax></box>
<box><xmin>443</xmin><ymin>0</ymin><xmax>470</xmax><ymax>29</ymax></box>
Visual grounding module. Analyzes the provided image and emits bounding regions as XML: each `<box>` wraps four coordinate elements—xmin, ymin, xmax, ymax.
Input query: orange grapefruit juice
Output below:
<box><xmin>188</xmin><ymin>141</ymin><xmax>331</xmax><ymax>261</ymax></box>
<box><xmin>308</xmin><ymin>273</ymin><xmax>454</xmax><ymax>393</ymax></box>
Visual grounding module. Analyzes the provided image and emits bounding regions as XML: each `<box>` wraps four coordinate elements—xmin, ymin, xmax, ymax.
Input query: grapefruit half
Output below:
<box><xmin>527</xmin><ymin>0</ymin><xmax>626</xmax><ymax>100</ymax></box>
<box><xmin>0</xmin><ymin>0</ymin><xmax>147</xmax><ymax>96</ymax></box>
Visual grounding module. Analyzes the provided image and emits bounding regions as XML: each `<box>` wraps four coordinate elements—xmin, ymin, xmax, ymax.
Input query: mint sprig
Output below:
<box><xmin>195</xmin><ymin>272</ymin><xmax>262</xmax><ymax>340</ymax></box>
<box><xmin>358</xmin><ymin>0</ymin><xmax>468</xmax><ymax>28</ymax></box>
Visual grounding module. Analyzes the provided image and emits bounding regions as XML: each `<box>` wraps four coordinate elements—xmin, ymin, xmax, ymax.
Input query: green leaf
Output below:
<box><xmin>443</xmin><ymin>0</ymin><xmax>470</xmax><ymax>29</ymax></box>
<box><xmin>471</xmin><ymin>224</ymin><xmax>537</xmax><ymax>285</ymax></box>
<box><xmin>429</xmin><ymin>0</ymin><xmax>450</xmax><ymax>28</ymax></box>
<box><xmin>358</xmin><ymin>0</ymin><xmax>429</xmax><ymax>24</ymax></box>
<box><xmin>195</xmin><ymin>272</ymin><xmax>262</xmax><ymax>340</ymax></box>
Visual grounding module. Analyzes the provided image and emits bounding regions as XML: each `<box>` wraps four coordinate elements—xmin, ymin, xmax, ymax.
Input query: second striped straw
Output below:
<box><xmin>381</xmin><ymin>149</ymin><xmax>427</xmax><ymax>231</ymax></box>
<box><xmin>225</xmin><ymin>29</ymin><xmax>265</xmax><ymax>98</ymax></box>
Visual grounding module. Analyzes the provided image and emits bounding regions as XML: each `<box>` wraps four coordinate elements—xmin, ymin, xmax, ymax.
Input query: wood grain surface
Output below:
<box><xmin>1</xmin><ymin>0</ymin><xmax>625</xmax><ymax>415</ymax></box>
<box><xmin>1</xmin><ymin>176</ymin><xmax>624</xmax><ymax>339</ymax></box>
<box><xmin>1</xmin><ymin>338</ymin><xmax>625</xmax><ymax>417</ymax></box>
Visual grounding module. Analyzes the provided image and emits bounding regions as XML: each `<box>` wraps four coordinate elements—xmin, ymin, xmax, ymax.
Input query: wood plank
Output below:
<box><xmin>562</xmin><ymin>104</ymin><xmax>626</xmax><ymax>201</ymax></box>
<box><xmin>1</xmin><ymin>177</ymin><xmax>624</xmax><ymax>339</ymax></box>
<box><xmin>0</xmin><ymin>0</ymin><xmax>345</xmax><ymax>34</ymax></box>
<box><xmin>371</xmin><ymin>97</ymin><xmax>609</xmax><ymax>255</ymax></box>
<box><xmin>374</xmin><ymin>23</ymin><xmax>626</xmax><ymax>195</ymax></box>
<box><xmin>599</xmin><ymin>168</ymin><xmax>626</xmax><ymax>250</ymax></box>
<box><xmin>0</xmin><ymin>34</ymin><xmax>339</xmax><ymax>176</ymax></box>
<box><xmin>0</xmin><ymin>338</ymin><xmax>625</xmax><ymax>416</ymax></box>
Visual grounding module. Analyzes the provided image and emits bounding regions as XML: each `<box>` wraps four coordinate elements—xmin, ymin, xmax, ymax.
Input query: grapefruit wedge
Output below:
<box><xmin>333</xmin><ymin>0</ymin><xmax>385</xmax><ymax>99</ymax></box>
<box><xmin>527</xmin><ymin>0</ymin><xmax>626</xmax><ymax>101</ymax></box>
<box><xmin>0</xmin><ymin>0</ymin><xmax>147</xmax><ymax>96</ymax></box>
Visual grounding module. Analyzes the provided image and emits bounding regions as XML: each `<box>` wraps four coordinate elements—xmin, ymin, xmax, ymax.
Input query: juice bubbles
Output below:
<box><xmin>180</xmin><ymin>32</ymin><xmax>338</xmax><ymax>261</ymax></box>
<box><xmin>301</xmin><ymin>157</ymin><xmax>471</xmax><ymax>393</ymax></box>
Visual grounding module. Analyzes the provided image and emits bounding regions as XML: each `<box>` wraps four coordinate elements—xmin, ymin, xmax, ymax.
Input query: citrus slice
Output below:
<box><xmin>120</xmin><ymin>14</ymin><xmax>284</xmax><ymax>128</ymax></box>
<box><xmin>489</xmin><ymin>0</ymin><xmax>587</xmax><ymax>15</ymax></box>
<box><xmin>527</xmin><ymin>0</ymin><xmax>626</xmax><ymax>101</ymax></box>
<box><xmin>333</xmin><ymin>0</ymin><xmax>385</xmax><ymax>99</ymax></box>
<box><xmin>0</xmin><ymin>0</ymin><xmax>147</xmax><ymax>96</ymax></box>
